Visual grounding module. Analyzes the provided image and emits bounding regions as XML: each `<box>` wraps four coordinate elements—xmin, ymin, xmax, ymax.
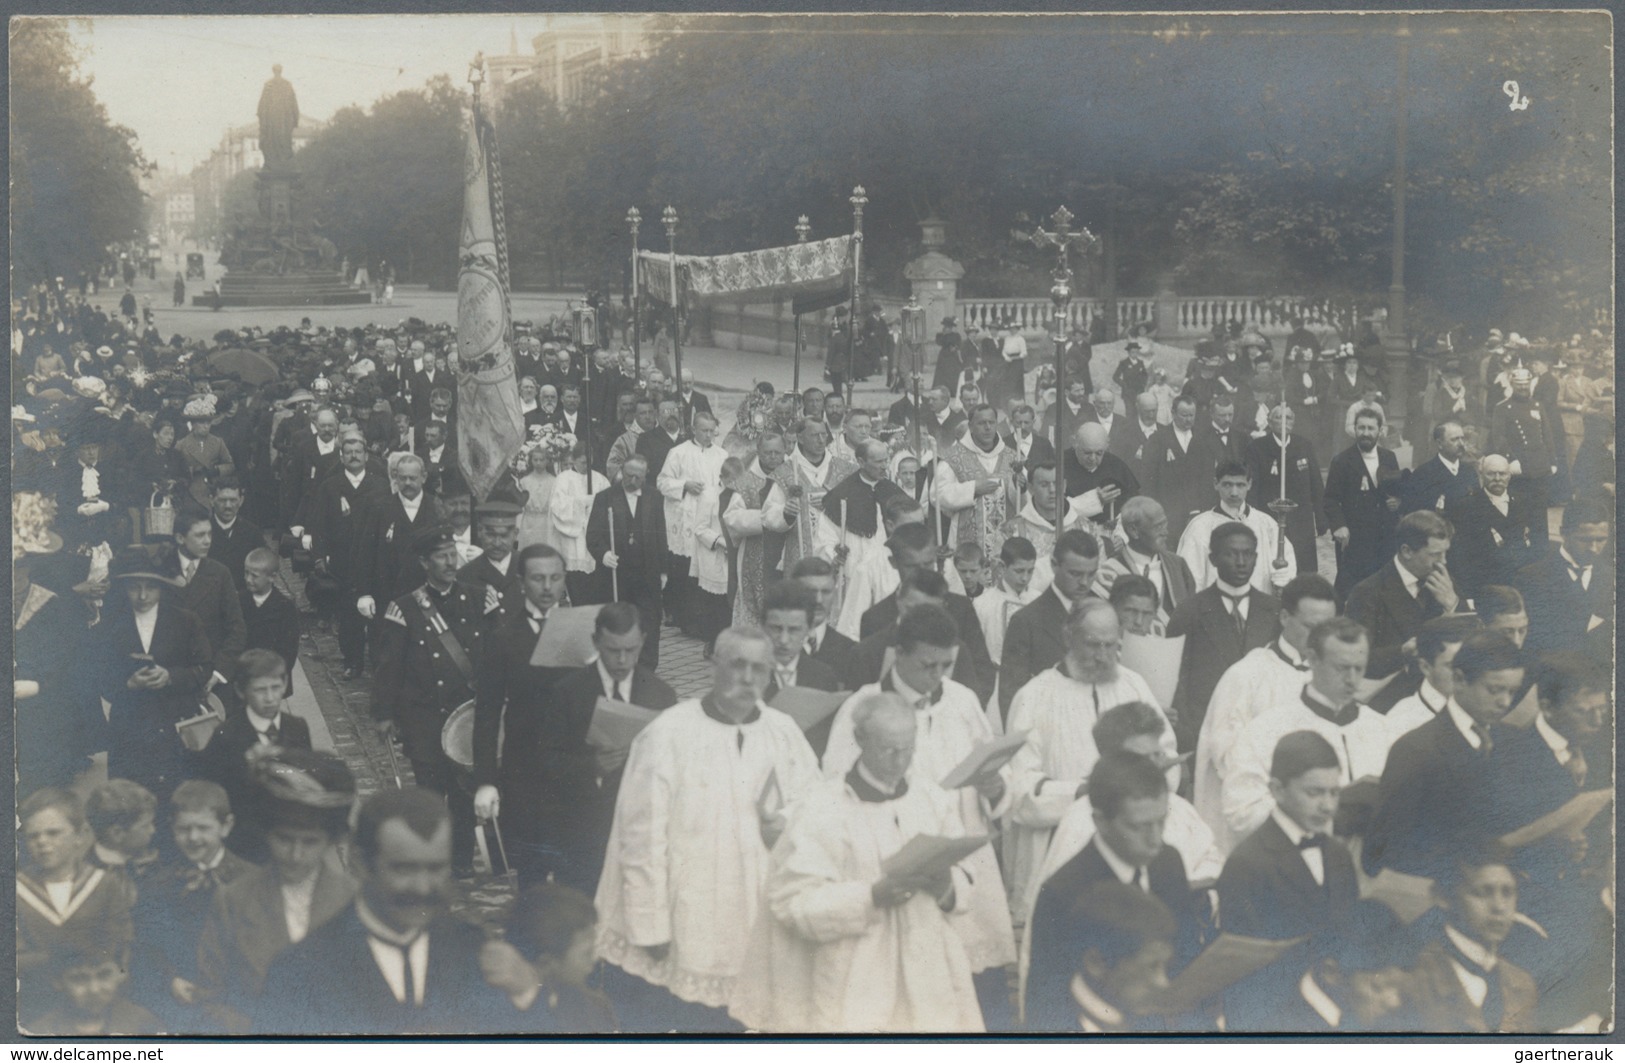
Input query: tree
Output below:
<box><xmin>10</xmin><ymin>18</ymin><xmax>149</xmax><ymax>291</ymax></box>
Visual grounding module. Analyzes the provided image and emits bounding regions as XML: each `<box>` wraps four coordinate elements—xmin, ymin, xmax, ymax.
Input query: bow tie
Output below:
<box><xmin>182</xmin><ymin>864</ymin><xmax>224</xmax><ymax>893</ymax></box>
<box><xmin>1296</xmin><ymin>834</ymin><xmax>1328</xmax><ymax>851</ymax></box>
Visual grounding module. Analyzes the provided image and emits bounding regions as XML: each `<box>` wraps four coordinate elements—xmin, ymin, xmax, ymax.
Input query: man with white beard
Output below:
<box><xmin>1004</xmin><ymin>598</ymin><xmax>1175</xmax><ymax>921</ymax></box>
<box><xmin>820</xmin><ymin>604</ymin><xmax>1018</xmax><ymax>1028</ymax></box>
<box><xmin>732</xmin><ymin>691</ymin><xmax>984</xmax><ymax>1033</ymax></box>
<box><xmin>595</xmin><ymin>627</ymin><xmax>820</xmax><ymax>1031</ymax></box>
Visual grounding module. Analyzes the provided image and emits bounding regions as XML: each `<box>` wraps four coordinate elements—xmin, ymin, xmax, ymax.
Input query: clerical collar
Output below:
<box><xmin>1300</xmin><ymin>684</ymin><xmax>1359</xmax><ymax>727</ymax></box>
<box><xmin>701</xmin><ymin>694</ymin><xmax>760</xmax><ymax>727</ymax></box>
<box><xmin>1274</xmin><ymin>638</ymin><xmax>1307</xmax><ymax>669</ymax></box>
<box><xmin>846</xmin><ymin>761</ymin><xmax>908</xmax><ymax>803</ymax></box>
<box><xmin>858</xmin><ymin>473</ymin><xmax>881</xmax><ymax>487</ymax></box>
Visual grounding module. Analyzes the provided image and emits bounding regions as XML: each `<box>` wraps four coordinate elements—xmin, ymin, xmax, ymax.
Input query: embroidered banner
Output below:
<box><xmin>639</xmin><ymin>235</ymin><xmax>853</xmax><ymax>308</ymax></box>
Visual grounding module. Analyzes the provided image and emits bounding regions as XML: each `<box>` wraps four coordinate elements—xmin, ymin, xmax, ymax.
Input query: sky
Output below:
<box><xmin>66</xmin><ymin>15</ymin><xmax>599</xmax><ymax>171</ymax></box>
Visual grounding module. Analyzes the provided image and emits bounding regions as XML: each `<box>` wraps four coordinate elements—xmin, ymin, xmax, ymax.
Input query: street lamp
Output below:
<box><xmin>627</xmin><ymin>207</ymin><xmax>642</xmax><ymax>378</ymax></box>
<box><xmin>663</xmin><ymin>205</ymin><xmax>682</xmax><ymax>394</ymax></box>
<box><xmin>899</xmin><ymin>292</ymin><xmax>927</xmax><ymax>456</ymax></box>
<box><xmin>1015</xmin><ymin>206</ymin><xmax>1097</xmax><ymax>458</ymax></box>
<box><xmin>793</xmin><ymin>215</ymin><xmax>812</xmax><ymax>392</ymax></box>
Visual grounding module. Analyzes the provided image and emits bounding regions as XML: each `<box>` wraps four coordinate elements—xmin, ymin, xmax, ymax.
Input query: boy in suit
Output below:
<box><xmin>84</xmin><ymin>780</ymin><xmax>160</xmax><ymax>882</ymax></box>
<box><xmin>790</xmin><ymin>556</ymin><xmax>859</xmax><ymax>676</ymax></box>
<box><xmin>170</xmin><ymin>506</ymin><xmax>248</xmax><ymax>690</ymax></box>
<box><xmin>27</xmin><ymin>941</ymin><xmax>162</xmax><ymax>1037</ymax></box>
<box><xmin>1394</xmin><ymin>854</ymin><xmax>1537</xmax><ymax>1032</ymax></box>
<box><xmin>131</xmin><ymin>780</ymin><xmax>255</xmax><ymax>1031</ymax></box>
<box><xmin>481</xmin><ymin>884</ymin><xmax>617</xmax><ymax>1033</ymax></box>
<box><xmin>998</xmin><ymin>528</ymin><xmax>1101</xmax><ymax>722</ymax></box>
<box><xmin>586</xmin><ymin>455</ymin><xmax>667</xmax><ymax>670</ymax></box>
<box><xmin>240</xmin><ymin>547</ymin><xmax>301</xmax><ymax>699</ymax></box>
<box><xmin>1344</xmin><ymin>510</ymin><xmax>1464</xmax><ymax>711</ymax></box>
<box><xmin>1217</xmin><ymin>730</ymin><xmax>1362</xmax><ymax>1031</ymax></box>
<box><xmin>196</xmin><ymin>748</ymin><xmax>358</xmax><ymax>1032</ymax></box>
<box><xmin>1515</xmin><ymin>497</ymin><xmax>1613</xmax><ymax>659</ymax></box>
<box><xmin>199</xmin><ymin>649</ymin><xmax>313</xmax><ymax>863</ymax></box>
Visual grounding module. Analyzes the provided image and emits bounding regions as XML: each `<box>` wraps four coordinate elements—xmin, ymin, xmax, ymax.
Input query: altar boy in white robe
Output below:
<box><xmin>595</xmin><ymin>627</ymin><xmax>820</xmax><ymax>1032</ymax></box>
<box><xmin>1004</xmin><ymin>598</ymin><xmax>1176</xmax><ymax>923</ymax></box>
<box><xmin>731</xmin><ymin>693</ymin><xmax>984</xmax><ymax>1033</ymax></box>
<box><xmin>820</xmin><ymin>604</ymin><xmax>1019</xmax><ymax>1029</ymax></box>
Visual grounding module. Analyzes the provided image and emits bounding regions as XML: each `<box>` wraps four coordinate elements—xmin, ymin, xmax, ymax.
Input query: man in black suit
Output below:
<box><xmin>256</xmin><ymin>788</ymin><xmax>494</xmax><ymax>1035</ymax></box>
<box><xmin>1444</xmin><ymin>453</ymin><xmax>1546</xmax><ymax>605</ymax></box>
<box><xmin>1025</xmin><ymin>754</ymin><xmax>1199</xmax><ymax>1031</ymax></box>
<box><xmin>1192</xmin><ymin>393</ymin><xmax>1246</xmax><ymax>473</ymax></box>
<box><xmin>1040</xmin><ymin>379</ymin><xmax>1093</xmax><ymax>454</ymax></box>
<box><xmin>207</xmin><ymin>478</ymin><xmax>263</xmax><ymax>593</ymax></box>
<box><xmin>1363</xmin><ymin>630</ymin><xmax>1525</xmax><ymax>879</ymax></box>
<box><xmin>458</xmin><ymin>498</ymin><xmax>525</xmax><ymax>620</ymax></box>
<box><xmin>1166</xmin><ymin>521</ymin><xmax>1282</xmax><ymax>752</ymax></box>
<box><xmin>586</xmin><ymin>455</ymin><xmax>667</xmax><ymax>670</ymax></box>
<box><xmin>1117</xmin><ymin>392</ymin><xmax>1164</xmax><ymax>486</ymax></box>
<box><xmin>1217</xmin><ymin>731</ymin><xmax>1361</xmax><ymax>1031</ymax></box>
<box><xmin>1515</xmin><ymin>497</ymin><xmax>1613</xmax><ymax>659</ymax></box>
<box><xmin>858</xmin><ymin>525</ymin><xmax>994</xmax><ymax>701</ymax></box>
<box><xmin>789</xmin><ymin>556</ymin><xmax>858</xmax><ymax>678</ymax></box>
<box><xmin>1063</xmin><ymin>423</ymin><xmax>1139</xmax><ymax>529</ymax></box>
<box><xmin>998</xmin><ymin>528</ymin><xmax>1100</xmax><ymax>722</ymax></box>
<box><xmin>355</xmin><ymin>453</ymin><xmax>438</xmax><ymax>624</ymax></box>
<box><xmin>1344</xmin><ymin>510</ymin><xmax>1463</xmax><ymax>710</ymax></box>
<box><xmin>474</xmin><ymin>599</ymin><xmax>675</xmax><ymax>893</ymax></box>
<box><xmin>170</xmin><ymin>507</ymin><xmax>248</xmax><ymax>689</ymax></box>
<box><xmin>240</xmin><ymin>547</ymin><xmax>301</xmax><ymax>699</ymax></box>
<box><xmin>1145</xmin><ymin>396</ymin><xmax>1212</xmax><ymax>542</ymax></box>
<box><xmin>281</xmin><ymin>406</ymin><xmax>341</xmax><ymax>530</ymax></box>
<box><xmin>760</xmin><ymin>580</ymin><xmax>842</xmax><ymax>756</ymax></box>
<box><xmin>920</xmin><ymin>386</ymin><xmax>965</xmax><ymax>451</ymax></box>
<box><xmin>852</xmin><ymin>569</ymin><xmax>990</xmax><ymax>705</ymax></box>
<box><xmin>1324</xmin><ymin>407</ymin><xmax>1403</xmax><ymax>598</ymax></box>
<box><xmin>552</xmin><ymin>383</ymin><xmax>587</xmax><ymax>441</ymax></box>
<box><xmin>1400</xmin><ymin>419</ymin><xmax>1476</xmax><ymax>517</ymax></box>
<box><xmin>634</xmin><ymin>399</ymin><xmax>685</xmax><ymax>483</ymax></box>
<box><xmin>676</xmin><ymin>369</ymin><xmax>712</xmax><ymax>433</ymax></box>
<box><xmin>297</xmin><ymin>434</ymin><xmax>390</xmax><ymax>679</ymax></box>
<box><xmin>1000</xmin><ymin>403</ymin><xmax>1056</xmax><ymax>469</ymax></box>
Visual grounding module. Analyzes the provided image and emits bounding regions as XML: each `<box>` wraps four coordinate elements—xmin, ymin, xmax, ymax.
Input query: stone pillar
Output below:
<box><xmin>1155</xmin><ymin>284</ymin><xmax>1180</xmax><ymax>338</ymax></box>
<box><xmin>902</xmin><ymin>216</ymin><xmax>965</xmax><ymax>341</ymax></box>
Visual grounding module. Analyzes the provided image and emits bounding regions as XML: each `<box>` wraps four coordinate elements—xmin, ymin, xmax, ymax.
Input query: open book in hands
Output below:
<box><xmin>586</xmin><ymin>697</ymin><xmax>659</xmax><ymax>775</ymax></box>
<box><xmin>940</xmin><ymin>731</ymin><xmax>1028</xmax><ymax>790</ymax></box>
<box><xmin>880</xmin><ymin>832</ymin><xmax>992</xmax><ymax>887</ymax></box>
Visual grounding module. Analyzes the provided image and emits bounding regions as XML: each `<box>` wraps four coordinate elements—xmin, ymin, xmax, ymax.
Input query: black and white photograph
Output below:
<box><xmin>9</xmin><ymin>10</ymin><xmax>1615</xmax><ymax>1040</ymax></box>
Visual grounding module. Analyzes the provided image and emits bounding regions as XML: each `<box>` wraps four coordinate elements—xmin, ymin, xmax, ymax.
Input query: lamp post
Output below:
<box><xmin>843</xmin><ymin>186</ymin><xmax>868</xmax><ymax>407</ymax></box>
<box><xmin>900</xmin><ymin>291</ymin><xmax>927</xmax><ymax>458</ymax></box>
<box><xmin>627</xmin><ymin>207</ymin><xmax>642</xmax><ymax>380</ymax></box>
<box><xmin>793</xmin><ymin>215</ymin><xmax>812</xmax><ymax>393</ymax></box>
<box><xmin>663</xmin><ymin>205</ymin><xmax>682</xmax><ymax>396</ymax></box>
<box><xmin>574</xmin><ymin>303</ymin><xmax>599</xmax><ymax>454</ymax></box>
<box><xmin>1015</xmin><ymin>206</ymin><xmax>1098</xmax><ymax>458</ymax></box>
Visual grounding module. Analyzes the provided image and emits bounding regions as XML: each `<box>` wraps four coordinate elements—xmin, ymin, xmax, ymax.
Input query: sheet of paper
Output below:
<box><xmin>769</xmin><ymin>686</ymin><xmax>850</xmax><ymax>733</ymax></box>
<box><xmin>1498</xmin><ymin>789</ymin><xmax>1613</xmax><ymax>851</ymax></box>
<box><xmin>1359</xmin><ymin>867</ymin><xmax>1438</xmax><ymax>925</ymax></box>
<box><xmin>585</xmin><ymin>696</ymin><xmax>660</xmax><ymax>757</ymax></box>
<box><xmin>940</xmin><ymin>730</ymin><xmax>1029</xmax><ymax>790</ymax></box>
<box><xmin>1145</xmin><ymin>932</ymin><xmax>1308</xmax><ymax>1014</ymax></box>
<box><xmin>881</xmin><ymin>833</ymin><xmax>991</xmax><ymax>882</ymax></box>
<box><xmin>1120</xmin><ymin>632</ymin><xmax>1184</xmax><ymax>709</ymax></box>
<box><xmin>527</xmin><ymin>604</ymin><xmax>606</xmax><ymax>667</ymax></box>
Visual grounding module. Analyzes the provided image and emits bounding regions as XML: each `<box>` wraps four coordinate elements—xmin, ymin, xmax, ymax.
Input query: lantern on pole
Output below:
<box><xmin>663</xmin><ymin>205</ymin><xmax>682</xmax><ymax>393</ymax></box>
<box><xmin>792</xmin><ymin>215</ymin><xmax>812</xmax><ymax>392</ymax></box>
<box><xmin>627</xmin><ymin>207</ymin><xmax>642</xmax><ymax>378</ymax></box>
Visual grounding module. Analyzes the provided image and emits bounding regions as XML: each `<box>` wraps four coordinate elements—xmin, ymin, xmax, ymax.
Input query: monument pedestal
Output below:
<box><xmin>205</xmin><ymin>162</ymin><xmax>371</xmax><ymax>307</ymax></box>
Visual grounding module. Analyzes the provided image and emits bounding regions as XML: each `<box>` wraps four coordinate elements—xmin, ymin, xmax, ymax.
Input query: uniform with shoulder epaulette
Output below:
<box><xmin>373</xmin><ymin>526</ymin><xmax>502</xmax><ymax>872</ymax></box>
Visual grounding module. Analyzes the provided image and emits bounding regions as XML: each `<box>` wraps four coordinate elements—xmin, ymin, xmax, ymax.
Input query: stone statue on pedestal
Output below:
<box><xmin>257</xmin><ymin>64</ymin><xmax>300</xmax><ymax>168</ymax></box>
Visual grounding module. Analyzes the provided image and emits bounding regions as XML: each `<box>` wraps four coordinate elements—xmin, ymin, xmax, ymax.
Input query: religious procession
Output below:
<box><xmin>11</xmin><ymin>13</ymin><xmax>1616</xmax><ymax>1042</ymax></box>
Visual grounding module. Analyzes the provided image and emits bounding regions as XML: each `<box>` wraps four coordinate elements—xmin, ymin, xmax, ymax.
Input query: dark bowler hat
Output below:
<box><xmin>413</xmin><ymin>524</ymin><xmax>458</xmax><ymax>557</ymax></box>
<box><xmin>941</xmin><ymin>316</ymin><xmax>958</xmax><ymax>327</ymax></box>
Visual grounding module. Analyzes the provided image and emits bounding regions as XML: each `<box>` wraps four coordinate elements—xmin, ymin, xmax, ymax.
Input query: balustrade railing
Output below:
<box><xmin>956</xmin><ymin>293</ymin><xmax>1358</xmax><ymax>339</ymax></box>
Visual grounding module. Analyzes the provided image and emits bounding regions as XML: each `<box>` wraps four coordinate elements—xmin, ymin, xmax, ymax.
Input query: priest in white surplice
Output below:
<box><xmin>1192</xmin><ymin>574</ymin><xmax>1335</xmax><ymax>854</ymax></box>
<box><xmin>730</xmin><ymin>693</ymin><xmax>985</xmax><ymax>1033</ymax></box>
<box><xmin>596</xmin><ymin>627</ymin><xmax>820</xmax><ymax>1030</ymax></box>
<box><xmin>1005</xmin><ymin>460</ymin><xmax>1086</xmax><ymax>595</ymax></box>
<box><xmin>932</xmin><ymin>405</ymin><xmax>1022</xmax><ymax>565</ymax></box>
<box><xmin>821</xmin><ymin>604</ymin><xmax>1019</xmax><ymax>1028</ymax></box>
<box><xmin>656</xmin><ymin>411</ymin><xmax>730</xmax><ymax>580</ymax></box>
<box><xmin>1176</xmin><ymin>458</ymin><xmax>1296</xmax><ymax>593</ymax></box>
<box><xmin>1004</xmin><ymin>598</ymin><xmax>1176</xmax><ymax>921</ymax></box>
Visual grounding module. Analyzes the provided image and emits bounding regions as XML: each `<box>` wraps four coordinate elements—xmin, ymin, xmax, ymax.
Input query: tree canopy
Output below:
<box><xmin>11</xmin><ymin>19</ymin><xmax>149</xmax><ymax>291</ymax></box>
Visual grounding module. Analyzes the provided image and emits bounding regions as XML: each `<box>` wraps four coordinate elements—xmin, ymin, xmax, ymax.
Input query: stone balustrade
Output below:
<box><xmin>956</xmin><ymin>293</ymin><xmax>1351</xmax><ymax>340</ymax></box>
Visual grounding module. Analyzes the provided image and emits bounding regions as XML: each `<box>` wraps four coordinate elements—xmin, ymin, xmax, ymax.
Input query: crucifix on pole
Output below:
<box><xmin>1014</xmin><ymin>206</ymin><xmax>1098</xmax><ymax>459</ymax></box>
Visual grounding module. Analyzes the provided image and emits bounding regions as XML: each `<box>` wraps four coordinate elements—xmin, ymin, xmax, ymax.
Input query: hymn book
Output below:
<box><xmin>769</xmin><ymin>687</ymin><xmax>850</xmax><ymax>733</ymax></box>
<box><xmin>881</xmin><ymin>833</ymin><xmax>992</xmax><ymax>883</ymax></box>
<box><xmin>1497</xmin><ymin>788</ymin><xmax>1612</xmax><ymax>851</ymax></box>
<box><xmin>586</xmin><ymin>696</ymin><xmax>660</xmax><ymax>764</ymax></box>
<box><xmin>527</xmin><ymin>604</ymin><xmax>606</xmax><ymax>667</ymax></box>
<box><xmin>1145</xmin><ymin>932</ymin><xmax>1309</xmax><ymax>1014</ymax></box>
<box><xmin>940</xmin><ymin>730</ymin><xmax>1029</xmax><ymax>790</ymax></box>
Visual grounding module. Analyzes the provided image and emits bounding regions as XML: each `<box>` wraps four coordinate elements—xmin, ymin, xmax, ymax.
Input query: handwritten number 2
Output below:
<box><xmin>1503</xmin><ymin>80</ymin><xmax>1530</xmax><ymax>111</ymax></box>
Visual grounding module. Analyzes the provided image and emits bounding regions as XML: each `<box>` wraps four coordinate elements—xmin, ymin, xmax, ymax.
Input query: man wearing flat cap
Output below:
<box><xmin>373</xmin><ymin>525</ymin><xmax>502</xmax><ymax>876</ymax></box>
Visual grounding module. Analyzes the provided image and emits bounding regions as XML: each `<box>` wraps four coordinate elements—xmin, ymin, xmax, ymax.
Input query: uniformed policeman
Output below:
<box><xmin>1488</xmin><ymin>367</ymin><xmax>1563</xmax><ymax>517</ymax></box>
<box><xmin>373</xmin><ymin>524</ymin><xmax>501</xmax><ymax>874</ymax></box>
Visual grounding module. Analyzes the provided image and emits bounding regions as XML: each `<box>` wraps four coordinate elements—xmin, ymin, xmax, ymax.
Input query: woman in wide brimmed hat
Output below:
<box><xmin>96</xmin><ymin>548</ymin><xmax>213</xmax><ymax>803</ymax></box>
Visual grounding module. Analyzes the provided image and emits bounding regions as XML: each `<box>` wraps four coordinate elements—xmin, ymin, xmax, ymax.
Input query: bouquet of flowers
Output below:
<box><xmin>513</xmin><ymin>421</ymin><xmax>575</xmax><ymax>474</ymax></box>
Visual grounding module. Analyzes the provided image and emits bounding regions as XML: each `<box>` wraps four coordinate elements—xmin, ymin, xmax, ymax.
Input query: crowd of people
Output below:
<box><xmin>10</xmin><ymin>290</ymin><xmax>1615</xmax><ymax>1036</ymax></box>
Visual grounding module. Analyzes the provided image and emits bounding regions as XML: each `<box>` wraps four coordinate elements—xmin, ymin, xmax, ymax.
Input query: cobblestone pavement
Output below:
<box><xmin>276</xmin><ymin>557</ymin><xmax>713</xmax><ymax>925</ymax></box>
